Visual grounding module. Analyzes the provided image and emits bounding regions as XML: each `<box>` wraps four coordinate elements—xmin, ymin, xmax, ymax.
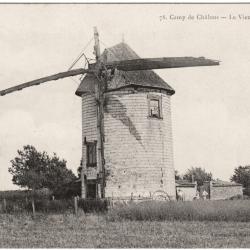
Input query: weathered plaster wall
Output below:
<box><xmin>81</xmin><ymin>93</ymin><xmax>98</xmax><ymax>197</ymax></box>
<box><xmin>176</xmin><ymin>186</ymin><xmax>197</xmax><ymax>201</ymax></box>
<box><xmin>81</xmin><ymin>89</ymin><xmax>175</xmax><ymax>200</ymax></box>
<box><xmin>210</xmin><ymin>185</ymin><xmax>243</xmax><ymax>200</ymax></box>
<box><xmin>104</xmin><ymin>89</ymin><xmax>175</xmax><ymax>199</ymax></box>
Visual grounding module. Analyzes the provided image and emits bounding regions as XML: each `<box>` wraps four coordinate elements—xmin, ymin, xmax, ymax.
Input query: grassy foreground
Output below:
<box><xmin>1</xmin><ymin>213</ymin><xmax>250</xmax><ymax>248</ymax></box>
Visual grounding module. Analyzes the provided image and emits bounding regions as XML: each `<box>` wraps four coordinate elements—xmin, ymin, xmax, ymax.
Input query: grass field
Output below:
<box><xmin>108</xmin><ymin>200</ymin><xmax>250</xmax><ymax>222</ymax></box>
<box><xmin>1</xmin><ymin>200</ymin><xmax>250</xmax><ymax>248</ymax></box>
<box><xmin>1</xmin><ymin>212</ymin><xmax>250</xmax><ymax>248</ymax></box>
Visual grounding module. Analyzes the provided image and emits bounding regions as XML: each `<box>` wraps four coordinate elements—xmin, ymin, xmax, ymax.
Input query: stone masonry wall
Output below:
<box><xmin>81</xmin><ymin>89</ymin><xmax>176</xmax><ymax>199</ymax></box>
<box><xmin>81</xmin><ymin>93</ymin><xmax>98</xmax><ymax>197</ymax></box>
<box><xmin>104</xmin><ymin>90</ymin><xmax>175</xmax><ymax>199</ymax></box>
<box><xmin>210</xmin><ymin>185</ymin><xmax>243</xmax><ymax>200</ymax></box>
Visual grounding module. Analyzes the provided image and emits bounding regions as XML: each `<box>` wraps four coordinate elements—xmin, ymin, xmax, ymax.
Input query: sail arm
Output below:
<box><xmin>0</xmin><ymin>68</ymin><xmax>93</xmax><ymax>96</ymax></box>
<box><xmin>106</xmin><ymin>57</ymin><xmax>220</xmax><ymax>71</ymax></box>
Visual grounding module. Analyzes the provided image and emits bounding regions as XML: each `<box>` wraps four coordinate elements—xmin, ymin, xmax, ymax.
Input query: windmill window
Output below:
<box><xmin>86</xmin><ymin>142</ymin><xmax>97</xmax><ymax>168</ymax></box>
<box><xmin>148</xmin><ymin>95</ymin><xmax>162</xmax><ymax>119</ymax></box>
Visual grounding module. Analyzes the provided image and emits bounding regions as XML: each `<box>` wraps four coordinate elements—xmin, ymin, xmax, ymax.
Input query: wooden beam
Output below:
<box><xmin>106</xmin><ymin>57</ymin><xmax>220</xmax><ymax>71</ymax></box>
<box><xmin>93</xmin><ymin>27</ymin><xmax>106</xmax><ymax>198</ymax></box>
<box><xmin>0</xmin><ymin>68</ymin><xmax>93</xmax><ymax>96</ymax></box>
<box><xmin>94</xmin><ymin>27</ymin><xmax>101</xmax><ymax>61</ymax></box>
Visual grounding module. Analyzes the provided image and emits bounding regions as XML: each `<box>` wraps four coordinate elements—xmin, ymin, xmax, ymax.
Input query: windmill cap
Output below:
<box><xmin>75</xmin><ymin>42</ymin><xmax>175</xmax><ymax>96</ymax></box>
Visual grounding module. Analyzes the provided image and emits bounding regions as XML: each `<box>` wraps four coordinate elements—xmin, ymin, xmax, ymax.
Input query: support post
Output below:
<box><xmin>74</xmin><ymin>196</ymin><xmax>78</xmax><ymax>216</ymax></box>
<box><xmin>94</xmin><ymin>27</ymin><xmax>101</xmax><ymax>60</ymax></box>
<box><xmin>3</xmin><ymin>198</ymin><xmax>6</xmax><ymax>213</ymax></box>
<box><xmin>31</xmin><ymin>199</ymin><xmax>35</xmax><ymax>218</ymax></box>
<box><xmin>94</xmin><ymin>26</ymin><xmax>106</xmax><ymax>198</ymax></box>
<box><xmin>81</xmin><ymin>171</ymin><xmax>87</xmax><ymax>199</ymax></box>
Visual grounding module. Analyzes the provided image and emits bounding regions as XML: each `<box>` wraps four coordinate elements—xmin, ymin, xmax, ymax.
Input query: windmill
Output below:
<box><xmin>0</xmin><ymin>27</ymin><xmax>219</xmax><ymax>199</ymax></box>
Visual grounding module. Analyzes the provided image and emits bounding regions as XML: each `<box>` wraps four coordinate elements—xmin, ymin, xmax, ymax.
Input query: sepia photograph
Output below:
<box><xmin>0</xmin><ymin>2</ymin><xmax>250</xmax><ymax>248</ymax></box>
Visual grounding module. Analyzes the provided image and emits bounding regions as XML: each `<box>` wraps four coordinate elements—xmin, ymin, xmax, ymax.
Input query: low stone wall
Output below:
<box><xmin>210</xmin><ymin>185</ymin><xmax>243</xmax><ymax>200</ymax></box>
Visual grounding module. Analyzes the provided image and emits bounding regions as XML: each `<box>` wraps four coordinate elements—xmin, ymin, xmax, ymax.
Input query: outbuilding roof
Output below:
<box><xmin>175</xmin><ymin>180</ymin><xmax>197</xmax><ymax>187</ymax></box>
<box><xmin>75</xmin><ymin>42</ymin><xmax>175</xmax><ymax>96</ymax></box>
<box><xmin>210</xmin><ymin>180</ymin><xmax>242</xmax><ymax>187</ymax></box>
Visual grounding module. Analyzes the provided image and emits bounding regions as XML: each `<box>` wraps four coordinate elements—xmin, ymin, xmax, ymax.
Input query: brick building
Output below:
<box><xmin>76</xmin><ymin>42</ymin><xmax>176</xmax><ymax>200</ymax></box>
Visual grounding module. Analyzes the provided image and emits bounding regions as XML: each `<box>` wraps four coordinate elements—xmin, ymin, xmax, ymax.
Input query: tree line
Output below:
<box><xmin>176</xmin><ymin>165</ymin><xmax>250</xmax><ymax>193</ymax></box>
<box><xmin>7</xmin><ymin>145</ymin><xmax>250</xmax><ymax>196</ymax></box>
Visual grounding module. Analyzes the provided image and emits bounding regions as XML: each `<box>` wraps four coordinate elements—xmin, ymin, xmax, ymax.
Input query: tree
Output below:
<box><xmin>44</xmin><ymin>153</ymin><xmax>77</xmax><ymax>196</ymax></box>
<box><xmin>183</xmin><ymin>167</ymin><xmax>213</xmax><ymax>187</ymax></box>
<box><xmin>231</xmin><ymin>165</ymin><xmax>250</xmax><ymax>188</ymax></box>
<box><xmin>9</xmin><ymin>145</ymin><xmax>77</xmax><ymax>195</ymax></box>
<box><xmin>175</xmin><ymin>170</ymin><xmax>181</xmax><ymax>180</ymax></box>
<box><xmin>77</xmin><ymin>159</ymin><xmax>83</xmax><ymax>179</ymax></box>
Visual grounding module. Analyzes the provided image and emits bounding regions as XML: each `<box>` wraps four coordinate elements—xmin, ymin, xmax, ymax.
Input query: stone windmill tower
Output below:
<box><xmin>76</xmin><ymin>41</ymin><xmax>176</xmax><ymax>200</ymax></box>
<box><xmin>0</xmin><ymin>27</ymin><xmax>219</xmax><ymax>200</ymax></box>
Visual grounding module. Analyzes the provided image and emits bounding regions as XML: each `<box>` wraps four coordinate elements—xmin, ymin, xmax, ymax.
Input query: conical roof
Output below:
<box><xmin>75</xmin><ymin>42</ymin><xmax>175</xmax><ymax>96</ymax></box>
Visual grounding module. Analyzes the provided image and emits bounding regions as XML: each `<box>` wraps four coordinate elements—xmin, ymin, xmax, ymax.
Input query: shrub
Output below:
<box><xmin>0</xmin><ymin>199</ymin><xmax>28</xmax><ymax>213</ymax></box>
<box><xmin>228</xmin><ymin>194</ymin><xmax>243</xmax><ymax>200</ymax></box>
<box><xmin>25</xmin><ymin>199</ymin><xmax>74</xmax><ymax>213</ymax></box>
<box><xmin>243</xmin><ymin>187</ymin><xmax>250</xmax><ymax>196</ymax></box>
<box><xmin>0</xmin><ymin>198</ymin><xmax>74</xmax><ymax>214</ymax></box>
<box><xmin>78</xmin><ymin>198</ymin><xmax>108</xmax><ymax>213</ymax></box>
<box><xmin>53</xmin><ymin>181</ymin><xmax>81</xmax><ymax>199</ymax></box>
<box><xmin>0</xmin><ymin>189</ymin><xmax>51</xmax><ymax>201</ymax></box>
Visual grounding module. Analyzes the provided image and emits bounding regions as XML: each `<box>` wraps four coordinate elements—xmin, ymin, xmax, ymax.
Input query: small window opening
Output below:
<box><xmin>86</xmin><ymin>142</ymin><xmax>97</xmax><ymax>168</ymax></box>
<box><xmin>150</xmin><ymin>99</ymin><xmax>160</xmax><ymax>117</ymax></box>
<box><xmin>148</xmin><ymin>95</ymin><xmax>162</xmax><ymax>119</ymax></box>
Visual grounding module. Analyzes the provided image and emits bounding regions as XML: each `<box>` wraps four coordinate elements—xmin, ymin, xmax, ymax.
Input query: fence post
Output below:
<box><xmin>3</xmin><ymin>198</ymin><xmax>6</xmax><ymax>213</ymax></box>
<box><xmin>31</xmin><ymin>199</ymin><xmax>36</xmax><ymax>218</ymax></box>
<box><xmin>74</xmin><ymin>196</ymin><xmax>78</xmax><ymax>216</ymax></box>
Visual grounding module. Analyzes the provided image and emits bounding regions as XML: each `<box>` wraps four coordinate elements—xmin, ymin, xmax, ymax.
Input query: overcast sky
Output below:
<box><xmin>0</xmin><ymin>4</ymin><xmax>250</xmax><ymax>190</ymax></box>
